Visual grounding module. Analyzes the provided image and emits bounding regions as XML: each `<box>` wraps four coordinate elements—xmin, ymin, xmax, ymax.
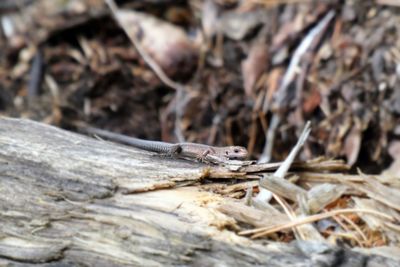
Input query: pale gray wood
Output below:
<box><xmin>0</xmin><ymin>118</ymin><xmax>398</xmax><ymax>267</ymax></box>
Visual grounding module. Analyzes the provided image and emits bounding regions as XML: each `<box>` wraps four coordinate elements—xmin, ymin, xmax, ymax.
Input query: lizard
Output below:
<box><xmin>82</xmin><ymin>126</ymin><xmax>248</xmax><ymax>162</ymax></box>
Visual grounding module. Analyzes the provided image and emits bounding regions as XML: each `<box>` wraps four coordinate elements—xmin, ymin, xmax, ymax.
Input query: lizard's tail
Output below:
<box><xmin>78</xmin><ymin>124</ymin><xmax>174</xmax><ymax>154</ymax></box>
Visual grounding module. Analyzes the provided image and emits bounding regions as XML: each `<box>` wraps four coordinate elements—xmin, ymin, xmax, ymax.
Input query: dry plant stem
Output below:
<box><xmin>274</xmin><ymin>121</ymin><xmax>311</xmax><ymax>178</ymax></box>
<box><xmin>258</xmin><ymin>114</ymin><xmax>280</xmax><ymax>163</ymax></box>
<box><xmin>173</xmin><ymin>88</ymin><xmax>188</xmax><ymax>143</ymax></box>
<box><xmin>331</xmin><ymin>214</ymin><xmax>352</xmax><ymax>235</ymax></box>
<box><xmin>297</xmin><ymin>172</ymin><xmax>362</xmax><ymax>183</ymax></box>
<box><xmin>275</xmin><ymin>10</ymin><xmax>335</xmax><ymax>107</ymax></box>
<box><xmin>329</xmin><ymin>65</ymin><xmax>368</xmax><ymax>92</ymax></box>
<box><xmin>339</xmin><ymin>214</ymin><xmax>368</xmax><ymax>246</ymax></box>
<box><xmin>296</xmin><ymin>194</ymin><xmax>325</xmax><ymax>241</ymax></box>
<box><xmin>239</xmin><ymin>208</ymin><xmax>395</xmax><ymax>239</ymax></box>
<box><xmin>330</xmin><ymin>214</ymin><xmax>365</xmax><ymax>247</ymax></box>
<box><xmin>261</xmin><ymin>11</ymin><xmax>335</xmax><ymax>161</ymax></box>
<box><xmin>294</xmin><ymin>10</ymin><xmax>334</xmax><ymax>120</ymax></box>
<box><xmin>45</xmin><ymin>74</ymin><xmax>62</xmax><ymax>124</ymax></box>
<box><xmin>272</xmin><ymin>193</ymin><xmax>304</xmax><ymax>240</ymax></box>
<box><xmin>27</xmin><ymin>49</ymin><xmax>43</xmax><ymax>105</ymax></box>
<box><xmin>332</xmin><ymin>232</ymin><xmax>363</xmax><ymax>247</ymax></box>
<box><xmin>254</xmin><ymin>121</ymin><xmax>311</xmax><ymax>204</ymax></box>
<box><xmin>243</xmin><ymin>158</ymin><xmax>350</xmax><ymax>173</ymax></box>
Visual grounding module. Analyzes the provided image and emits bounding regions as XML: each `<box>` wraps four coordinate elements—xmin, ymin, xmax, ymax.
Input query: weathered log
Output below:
<box><xmin>0</xmin><ymin>118</ymin><xmax>398</xmax><ymax>266</ymax></box>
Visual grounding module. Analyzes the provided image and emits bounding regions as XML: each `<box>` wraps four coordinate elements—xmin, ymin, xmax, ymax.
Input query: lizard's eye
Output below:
<box><xmin>234</xmin><ymin>148</ymin><xmax>239</xmax><ymax>153</ymax></box>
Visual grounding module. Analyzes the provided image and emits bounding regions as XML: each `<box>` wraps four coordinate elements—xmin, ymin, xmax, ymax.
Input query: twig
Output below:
<box><xmin>339</xmin><ymin>214</ymin><xmax>368</xmax><ymax>247</ymax></box>
<box><xmin>261</xmin><ymin>11</ymin><xmax>335</xmax><ymax>162</ymax></box>
<box><xmin>329</xmin><ymin>65</ymin><xmax>368</xmax><ymax>93</ymax></box>
<box><xmin>239</xmin><ymin>208</ymin><xmax>395</xmax><ymax>239</ymax></box>
<box><xmin>254</xmin><ymin>121</ymin><xmax>311</xmax><ymax>204</ymax></box>
<box><xmin>272</xmin><ymin>193</ymin><xmax>304</xmax><ymax>240</ymax></box>
<box><xmin>258</xmin><ymin>114</ymin><xmax>280</xmax><ymax>163</ymax></box>
<box><xmin>27</xmin><ymin>48</ymin><xmax>43</xmax><ymax>106</ymax></box>
<box><xmin>276</xmin><ymin>121</ymin><xmax>310</xmax><ymax>178</ymax></box>
<box><xmin>295</xmin><ymin>10</ymin><xmax>334</xmax><ymax>110</ymax></box>
<box><xmin>274</xmin><ymin>10</ymin><xmax>335</xmax><ymax>107</ymax></box>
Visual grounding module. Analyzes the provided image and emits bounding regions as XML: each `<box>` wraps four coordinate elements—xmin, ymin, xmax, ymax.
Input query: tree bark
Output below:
<box><xmin>0</xmin><ymin>118</ymin><xmax>398</xmax><ymax>266</ymax></box>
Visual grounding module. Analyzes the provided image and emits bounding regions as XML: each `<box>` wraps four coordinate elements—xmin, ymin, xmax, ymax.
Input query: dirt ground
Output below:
<box><xmin>1</xmin><ymin>0</ymin><xmax>400</xmax><ymax>173</ymax></box>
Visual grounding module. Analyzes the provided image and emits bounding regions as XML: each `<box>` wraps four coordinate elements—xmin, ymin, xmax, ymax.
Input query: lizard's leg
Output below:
<box><xmin>197</xmin><ymin>148</ymin><xmax>217</xmax><ymax>162</ymax></box>
<box><xmin>198</xmin><ymin>149</ymin><xmax>211</xmax><ymax>161</ymax></box>
<box><xmin>169</xmin><ymin>144</ymin><xmax>183</xmax><ymax>157</ymax></box>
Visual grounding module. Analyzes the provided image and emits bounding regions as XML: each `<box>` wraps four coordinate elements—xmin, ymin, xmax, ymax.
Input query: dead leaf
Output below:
<box><xmin>343</xmin><ymin>118</ymin><xmax>362</xmax><ymax>165</ymax></box>
<box><xmin>241</xmin><ymin>43</ymin><xmax>268</xmax><ymax>98</ymax></box>
<box><xmin>302</xmin><ymin>87</ymin><xmax>322</xmax><ymax>114</ymax></box>
<box><xmin>114</xmin><ymin>9</ymin><xmax>199</xmax><ymax>78</ymax></box>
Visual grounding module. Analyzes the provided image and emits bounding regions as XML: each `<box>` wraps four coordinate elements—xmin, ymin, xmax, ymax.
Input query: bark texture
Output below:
<box><xmin>0</xmin><ymin>118</ymin><xmax>398</xmax><ymax>267</ymax></box>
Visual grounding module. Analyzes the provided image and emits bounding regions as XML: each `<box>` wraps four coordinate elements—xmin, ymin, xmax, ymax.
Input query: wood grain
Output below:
<box><xmin>0</xmin><ymin>118</ymin><xmax>398</xmax><ymax>266</ymax></box>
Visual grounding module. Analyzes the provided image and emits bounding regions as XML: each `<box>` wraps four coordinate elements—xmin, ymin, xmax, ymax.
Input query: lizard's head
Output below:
<box><xmin>223</xmin><ymin>146</ymin><xmax>248</xmax><ymax>160</ymax></box>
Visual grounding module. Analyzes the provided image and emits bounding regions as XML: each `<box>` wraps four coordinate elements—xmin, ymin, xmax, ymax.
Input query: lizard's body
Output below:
<box><xmin>84</xmin><ymin>127</ymin><xmax>248</xmax><ymax>162</ymax></box>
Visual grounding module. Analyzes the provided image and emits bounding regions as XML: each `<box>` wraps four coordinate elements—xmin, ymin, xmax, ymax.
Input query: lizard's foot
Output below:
<box><xmin>194</xmin><ymin>149</ymin><xmax>212</xmax><ymax>162</ymax></box>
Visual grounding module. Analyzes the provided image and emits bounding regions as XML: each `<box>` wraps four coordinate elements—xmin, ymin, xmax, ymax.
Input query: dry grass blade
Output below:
<box><xmin>272</xmin><ymin>193</ymin><xmax>303</xmax><ymax>238</ymax></box>
<box><xmin>339</xmin><ymin>214</ymin><xmax>368</xmax><ymax>247</ymax></box>
<box><xmin>239</xmin><ymin>209</ymin><xmax>395</xmax><ymax>239</ymax></box>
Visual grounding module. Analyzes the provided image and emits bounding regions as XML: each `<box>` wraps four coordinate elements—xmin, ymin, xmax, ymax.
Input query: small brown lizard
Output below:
<box><xmin>83</xmin><ymin>127</ymin><xmax>248</xmax><ymax>162</ymax></box>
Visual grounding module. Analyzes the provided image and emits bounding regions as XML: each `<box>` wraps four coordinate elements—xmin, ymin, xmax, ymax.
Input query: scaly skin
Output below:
<box><xmin>83</xmin><ymin>127</ymin><xmax>248</xmax><ymax>162</ymax></box>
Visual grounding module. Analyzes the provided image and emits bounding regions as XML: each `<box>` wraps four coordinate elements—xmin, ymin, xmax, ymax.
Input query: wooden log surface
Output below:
<box><xmin>0</xmin><ymin>117</ymin><xmax>398</xmax><ymax>266</ymax></box>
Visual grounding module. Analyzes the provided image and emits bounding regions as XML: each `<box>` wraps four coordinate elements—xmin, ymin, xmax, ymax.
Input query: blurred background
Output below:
<box><xmin>0</xmin><ymin>0</ymin><xmax>399</xmax><ymax>174</ymax></box>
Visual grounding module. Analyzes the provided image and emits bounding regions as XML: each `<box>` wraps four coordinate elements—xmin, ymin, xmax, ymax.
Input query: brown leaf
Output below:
<box><xmin>114</xmin><ymin>9</ymin><xmax>199</xmax><ymax>78</ymax></box>
<box><xmin>343</xmin><ymin>119</ymin><xmax>362</xmax><ymax>166</ymax></box>
<box><xmin>302</xmin><ymin>87</ymin><xmax>321</xmax><ymax>114</ymax></box>
<box><xmin>241</xmin><ymin>43</ymin><xmax>268</xmax><ymax>98</ymax></box>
